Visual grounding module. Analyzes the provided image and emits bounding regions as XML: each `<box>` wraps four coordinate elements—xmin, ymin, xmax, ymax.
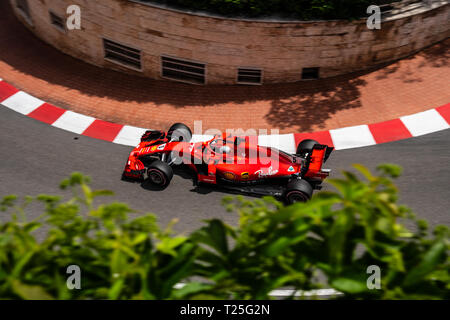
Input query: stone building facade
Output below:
<box><xmin>10</xmin><ymin>0</ymin><xmax>450</xmax><ymax>84</ymax></box>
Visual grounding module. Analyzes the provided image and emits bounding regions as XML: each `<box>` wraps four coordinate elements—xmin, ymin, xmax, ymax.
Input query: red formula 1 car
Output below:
<box><xmin>122</xmin><ymin>123</ymin><xmax>333</xmax><ymax>204</ymax></box>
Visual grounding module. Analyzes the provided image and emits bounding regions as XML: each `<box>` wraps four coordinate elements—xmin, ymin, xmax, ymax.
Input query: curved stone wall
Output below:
<box><xmin>9</xmin><ymin>0</ymin><xmax>450</xmax><ymax>84</ymax></box>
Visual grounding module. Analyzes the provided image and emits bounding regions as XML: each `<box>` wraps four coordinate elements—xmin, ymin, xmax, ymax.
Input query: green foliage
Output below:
<box><xmin>144</xmin><ymin>0</ymin><xmax>388</xmax><ymax>20</ymax></box>
<box><xmin>0</xmin><ymin>165</ymin><xmax>448</xmax><ymax>300</ymax></box>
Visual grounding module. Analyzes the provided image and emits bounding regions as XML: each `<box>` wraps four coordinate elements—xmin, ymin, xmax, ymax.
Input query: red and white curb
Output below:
<box><xmin>173</xmin><ymin>283</ymin><xmax>342</xmax><ymax>298</ymax></box>
<box><xmin>1</xmin><ymin>78</ymin><xmax>449</xmax><ymax>152</ymax></box>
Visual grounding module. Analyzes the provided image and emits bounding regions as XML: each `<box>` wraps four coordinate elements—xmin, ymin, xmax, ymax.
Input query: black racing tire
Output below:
<box><xmin>284</xmin><ymin>179</ymin><xmax>313</xmax><ymax>204</ymax></box>
<box><xmin>146</xmin><ymin>160</ymin><xmax>173</xmax><ymax>188</ymax></box>
<box><xmin>296</xmin><ymin>139</ymin><xmax>319</xmax><ymax>156</ymax></box>
<box><xmin>167</xmin><ymin>123</ymin><xmax>192</xmax><ymax>142</ymax></box>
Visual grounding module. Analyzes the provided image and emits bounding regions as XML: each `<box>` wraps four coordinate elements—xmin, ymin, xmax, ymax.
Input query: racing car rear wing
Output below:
<box><xmin>302</xmin><ymin>144</ymin><xmax>334</xmax><ymax>179</ymax></box>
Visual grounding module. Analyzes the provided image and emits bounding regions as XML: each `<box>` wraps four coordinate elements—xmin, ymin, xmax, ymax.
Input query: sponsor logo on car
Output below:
<box><xmin>241</xmin><ymin>172</ymin><xmax>250</xmax><ymax>179</ymax></box>
<box><xmin>255</xmin><ymin>166</ymin><xmax>278</xmax><ymax>178</ymax></box>
<box><xmin>288</xmin><ymin>166</ymin><xmax>295</xmax><ymax>172</ymax></box>
<box><xmin>157</xmin><ymin>144</ymin><xmax>166</xmax><ymax>151</ymax></box>
<box><xmin>151</xmin><ymin>146</ymin><xmax>157</xmax><ymax>151</ymax></box>
<box><xmin>223</xmin><ymin>172</ymin><xmax>236</xmax><ymax>180</ymax></box>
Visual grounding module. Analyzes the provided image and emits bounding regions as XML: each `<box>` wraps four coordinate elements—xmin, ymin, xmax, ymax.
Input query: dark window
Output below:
<box><xmin>301</xmin><ymin>67</ymin><xmax>320</xmax><ymax>80</ymax></box>
<box><xmin>237</xmin><ymin>68</ymin><xmax>262</xmax><ymax>85</ymax></box>
<box><xmin>103</xmin><ymin>39</ymin><xmax>142</xmax><ymax>70</ymax></box>
<box><xmin>16</xmin><ymin>0</ymin><xmax>30</xmax><ymax>19</ymax></box>
<box><xmin>49</xmin><ymin>11</ymin><xmax>65</xmax><ymax>31</ymax></box>
<box><xmin>161</xmin><ymin>56</ymin><xmax>205</xmax><ymax>85</ymax></box>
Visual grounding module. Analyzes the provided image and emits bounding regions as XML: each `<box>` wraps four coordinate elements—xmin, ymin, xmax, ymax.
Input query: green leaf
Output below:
<box><xmin>109</xmin><ymin>278</ymin><xmax>125</xmax><ymax>300</ymax></box>
<box><xmin>1</xmin><ymin>195</ymin><xmax>18</xmax><ymax>211</ymax></box>
<box><xmin>92</xmin><ymin>190</ymin><xmax>115</xmax><ymax>198</ymax></box>
<box><xmin>377</xmin><ymin>164</ymin><xmax>402</xmax><ymax>178</ymax></box>
<box><xmin>403</xmin><ymin>241</ymin><xmax>446</xmax><ymax>287</ymax></box>
<box><xmin>156</xmin><ymin>236</ymin><xmax>188</xmax><ymax>257</ymax></box>
<box><xmin>12</xmin><ymin>251</ymin><xmax>35</xmax><ymax>278</ymax></box>
<box><xmin>172</xmin><ymin>282</ymin><xmax>213</xmax><ymax>299</ymax></box>
<box><xmin>193</xmin><ymin>219</ymin><xmax>229</xmax><ymax>255</ymax></box>
<box><xmin>131</xmin><ymin>233</ymin><xmax>148</xmax><ymax>246</ymax></box>
<box><xmin>326</xmin><ymin>179</ymin><xmax>352</xmax><ymax>197</ymax></box>
<box><xmin>331</xmin><ymin>277</ymin><xmax>368</xmax><ymax>294</ymax></box>
<box><xmin>264</xmin><ymin>237</ymin><xmax>291</xmax><ymax>257</ymax></box>
<box><xmin>24</xmin><ymin>222</ymin><xmax>42</xmax><ymax>233</ymax></box>
<box><xmin>11</xmin><ymin>280</ymin><xmax>54</xmax><ymax>300</ymax></box>
<box><xmin>353</xmin><ymin>164</ymin><xmax>375</xmax><ymax>181</ymax></box>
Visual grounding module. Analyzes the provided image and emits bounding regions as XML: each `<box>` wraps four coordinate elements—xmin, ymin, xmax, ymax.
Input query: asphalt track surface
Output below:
<box><xmin>1</xmin><ymin>105</ymin><xmax>449</xmax><ymax>235</ymax></box>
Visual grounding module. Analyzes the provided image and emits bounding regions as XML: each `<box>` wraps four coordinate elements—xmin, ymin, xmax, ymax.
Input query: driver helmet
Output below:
<box><xmin>218</xmin><ymin>145</ymin><xmax>231</xmax><ymax>154</ymax></box>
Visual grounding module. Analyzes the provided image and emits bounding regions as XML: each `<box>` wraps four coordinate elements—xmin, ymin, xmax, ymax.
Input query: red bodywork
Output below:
<box><xmin>123</xmin><ymin>131</ymin><xmax>332</xmax><ymax>188</ymax></box>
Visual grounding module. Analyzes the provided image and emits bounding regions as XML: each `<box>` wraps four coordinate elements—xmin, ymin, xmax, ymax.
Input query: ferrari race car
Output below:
<box><xmin>122</xmin><ymin>123</ymin><xmax>333</xmax><ymax>204</ymax></box>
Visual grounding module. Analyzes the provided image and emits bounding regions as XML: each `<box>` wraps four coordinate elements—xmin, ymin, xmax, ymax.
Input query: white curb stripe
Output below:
<box><xmin>400</xmin><ymin>109</ymin><xmax>450</xmax><ymax>137</ymax></box>
<box><xmin>172</xmin><ymin>283</ymin><xmax>342</xmax><ymax>297</ymax></box>
<box><xmin>330</xmin><ymin>125</ymin><xmax>376</xmax><ymax>150</ymax></box>
<box><xmin>269</xmin><ymin>288</ymin><xmax>343</xmax><ymax>297</ymax></box>
<box><xmin>52</xmin><ymin>110</ymin><xmax>96</xmax><ymax>135</ymax></box>
<box><xmin>258</xmin><ymin>134</ymin><xmax>296</xmax><ymax>154</ymax></box>
<box><xmin>1</xmin><ymin>91</ymin><xmax>44</xmax><ymax>115</ymax></box>
<box><xmin>113</xmin><ymin>125</ymin><xmax>149</xmax><ymax>146</ymax></box>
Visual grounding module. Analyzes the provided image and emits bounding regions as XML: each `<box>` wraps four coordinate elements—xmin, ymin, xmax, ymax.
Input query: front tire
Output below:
<box><xmin>284</xmin><ymin>179</ymin><xmax>313</xmax><ymax>204</ymax></box>
<box><xmin>167</xmin><ymin>123</ymin><xmax>192</xmax><ymax>142</ymax></box>
<box><xmin>147</xmin><ymin>160</ymin><xmax>173</xmax><ymax>188</ymax></box>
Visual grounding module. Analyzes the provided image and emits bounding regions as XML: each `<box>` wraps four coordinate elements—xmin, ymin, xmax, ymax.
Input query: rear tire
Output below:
<box><xmin>167</xmin><ymin>123</ymin><xmax>192</xmax><ymax>142</ymax></box>
<box><xmin>147</xmin><ymin>160</ymin><xmax>173</xmax><ymax>188</ymax></box>
<box><xmin>296</xmin><ymin>139</ymin><xmax>319</xmax><ymax>156</ymax></box>
<box><xmin>284</xmin><ymin>179</ymin><xmax>313</xmax><ymax>204</ymax></box>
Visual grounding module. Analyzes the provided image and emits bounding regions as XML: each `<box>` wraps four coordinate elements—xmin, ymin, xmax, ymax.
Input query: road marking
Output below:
<box><xmin>330</xmin><ymin>125</ymin><xmax>376</xmax><ymax>150</ymax></box>
<box><xmin>82</xmin><ymin>119</ymin><xmax>124</xmax><ymax>141</ymax></box>
<box><xmin>0</xmin><ymin>79</ymin><xmax>449</xmax><ymax>150</ymax></box>
<box><xmin>436</xmin><ymin>103</ymin><xmax>450</xmax><ymax>124</ymax></box>
<box><xmin>173</xmin><ymin>283</ymin><xmax>342</xmax><ymax>297</ymax></box>
<box><xmin>269</xmin><ymin>288</ymin><xmax>343</xmax><ymax>297</ymax></box>
<box><xmin>52</xmin><ymin>110</ymin><xmax>95</xmax><ymax>135</ymax></box>
<box><xmin>1</xmin><ymin>91</ymin><xmax>44</xmax><ymax>115</ymax></box>
<box><xmin>0</xmin><ymin>81</ymin><xmax>19</xmax><ymax>102</ymax></box>
<box><xmin>401</xmin><ymin>109</ymin><xmax>450</xmax><ymax>137</ymax></box>
<box><xmin>114</xmin><ymin>125</ymin><xmax>149</xmax><ymax>146</ymax></box>
<box><xmin>27</xmin><ymin>103</ymin><xmax>66</xmax><ymax>124</ymax></box>
<box><xmin>368</xmin><ymin>118</ymin><xmax>412</xmax><ymax>144</ymax></box>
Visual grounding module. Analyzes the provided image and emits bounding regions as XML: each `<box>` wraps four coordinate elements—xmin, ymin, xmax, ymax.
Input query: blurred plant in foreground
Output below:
<box><xmin>0</xmin><ymin>164</ymin><xmax>448</xmax><ymax>299</ymax></box>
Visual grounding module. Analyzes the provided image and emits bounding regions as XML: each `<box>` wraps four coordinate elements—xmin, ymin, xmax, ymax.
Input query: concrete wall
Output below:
<box><xmin>10</xmin><ymin>0</ymin><xmax>450</xmax><ymax>84</ymax></box>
